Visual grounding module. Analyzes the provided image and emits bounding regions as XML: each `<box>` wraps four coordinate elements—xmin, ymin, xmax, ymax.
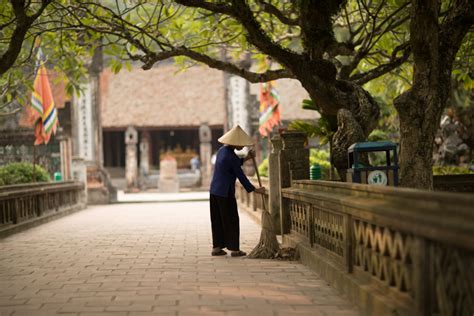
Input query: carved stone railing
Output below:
<box><xmin>281</xmin><ymin>180</ymin><xmax>474</xmax><ymax>316</ymax></box>
<box><xmin>434</xmin><ymin>174</ymin><xmax>474</xmax><ymax>193</ymax></box>
<box><xmin>0</xmin><ymin>181</ymin><xmax>86</xmax><ymax>235</ymax></box>
<box><xmin>235</xmin><ymin>177</ymin><xmax>269</xmax><ymax>216</ymax></box>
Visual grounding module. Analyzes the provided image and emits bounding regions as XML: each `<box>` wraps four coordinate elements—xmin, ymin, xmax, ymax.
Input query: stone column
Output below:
<box><xmin>269</xmin><ymin>134</ymin><xmax>282</xmax><ymax>235</ymax></box>
<box><xmin>199</xmin><ymin>123</ymin><xmax>212</xmax><ymax>188</ymax></box>
<box><xmin>125</xmin><ymin>126</ymin><xmax>138</xmax><ymax>191</ymax></box>
<box><xmin>279</xmin><ymin>130</ymin><xmax>309</xmax><ymax>234</ymax></box>
<box><xmin>71</xmin><ymin>157</ymin><xmax>87</xmax><ymax>204</ymax></box>
<box><xmin>57</xmin><ymin>128</ymin><xmax>71</xmax><ymax>181</ymax></box>
<box><xmin>139</xmin><ymin>131</ymin><xmax>150</xmax><ymax>189</ymax></box>
<box><xmin>60</xmin><ymin>137</ymin><xmax>72</xmax><ymax>181</ymax></box>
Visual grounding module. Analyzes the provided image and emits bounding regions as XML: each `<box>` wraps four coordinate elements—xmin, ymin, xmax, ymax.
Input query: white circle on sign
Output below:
<box><xmin>368</xmin><ymin>170</ymin><xmax>388</xmax><ymax>185</ymax></box>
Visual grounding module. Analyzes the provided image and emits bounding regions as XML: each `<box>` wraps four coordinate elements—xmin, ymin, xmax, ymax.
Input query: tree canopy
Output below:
<box><xmin>0</xmin><ymin>0</ymin><xmax>472</xmax><ymax>189</ymax></box>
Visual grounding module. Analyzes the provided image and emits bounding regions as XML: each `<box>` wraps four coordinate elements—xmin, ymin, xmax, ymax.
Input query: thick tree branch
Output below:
<box><xmin>439</xmin><ymin>0</ymin><xmax>473</xmax><ymax>67</ymax></box>
<box><xmin>351</xmin><ymin>43</ymin><xmax>411</xmax><ymax>84</ymax></box>
<box><xmin>140</xmin><ymin>46</ymin><xmax>294</xmax><ymax>83</ymax></box>
<box><xmin>175</xmin><ymin>0</ymin><xmax>300</xmax><ymax>69</ymax></box>
<box><xmin>257</xmin><ymin>1</ymin><xmax>299</xmax><ymax>26</ymax></box>
<box><xmin>327</xmin><ymin>41</ymin><xmax>354</xmax><ymax>57</ymax></box>
<box><xmin>299</xmin><ymin>1</ymin><xmax>346</xmax><ymax>59</ymax></box>
<box><xmin>174</xmin><ymin>0</ymin><xmax>233</xmax><ymax>15</ymax></box>
<box><xmin>232</xmin><ymin>1</ymin><xmax>302</xmax><ymax>68</ymax></box>
<box><xmin>0</xmin><ymin>0</ymin><xmax>52</xmax><ymax>75</ymax></box>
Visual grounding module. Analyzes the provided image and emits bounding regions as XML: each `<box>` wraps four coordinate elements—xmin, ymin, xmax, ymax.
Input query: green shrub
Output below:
<box><xmin>258</xmin><ymin>158</ymin><xmax>269</xmax><ymax>178</ymax></box>
<box><xmin>258</xmin><ymin>149</ymin><xmax>333</xmax><ymax>180</ymax></box>
<box><xmin>0</xmin><ymin>162</ymin><xmax>50</xmax><ymax>186</ymax></box>
<box><xmin>433</xmin><ymin>165</ymin><xmax>474</xmax><ymax>175</ymax></box>
<box><xmin>310</xmin><ymin>149</ymin><xmax>331</xmax><ymax>180</ymax></box>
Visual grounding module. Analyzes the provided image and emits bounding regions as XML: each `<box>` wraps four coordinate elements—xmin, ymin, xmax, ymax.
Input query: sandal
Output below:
<box><xmin>231</xmin><ymin>250</ymin><xmax>247</xmax><ymax>257</ymax></box>
<box><xmin>211</xmin><ymin>249</ymin><xmax>227</xmax><ymax>256</ymax></box>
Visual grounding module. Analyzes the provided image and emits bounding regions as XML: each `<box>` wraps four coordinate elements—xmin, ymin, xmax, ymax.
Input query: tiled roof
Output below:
<box><xmin>100</xmin><ymin>63</ymin><xmax>318</xmax><ymax>129</ymax></box>
<box><xmin>100</xmin><ymin>64</ymin><xmax>226</xmax><ymax>128</ymax></box>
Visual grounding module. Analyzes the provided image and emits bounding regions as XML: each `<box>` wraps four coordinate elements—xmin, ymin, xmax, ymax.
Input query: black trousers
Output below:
<box><xmin>210</xmin><ymin>194</ymin><xmax>240</xmax><ymax>251</ymax></box>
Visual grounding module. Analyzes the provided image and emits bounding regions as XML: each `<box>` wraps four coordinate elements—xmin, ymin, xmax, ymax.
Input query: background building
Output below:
<box><xmin>99</xmin><ymin>61</ymin><xmax>315</xmax><ymax>190</ymax></box>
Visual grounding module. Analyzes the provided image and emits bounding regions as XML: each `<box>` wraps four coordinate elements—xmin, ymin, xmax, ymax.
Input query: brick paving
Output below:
<box><xmin>0</xmin><ymin>201</ymin><xmax>360</xmax><ymax>316</ymax></box>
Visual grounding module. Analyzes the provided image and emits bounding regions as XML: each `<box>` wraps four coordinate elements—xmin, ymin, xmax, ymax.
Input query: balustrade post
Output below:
<box><xmin>412</xmin><ymin>237</ymin><xmax>432</xmax><ymax>316</ymax></box>
<box><xmin>12</xmin><ymin>199</ymin><xmax>18</xmax><ymax>224</ymax></box>
<box><xmin>344</xmin><ymin>214</ymin><xmax>353</xmax><ymax>273</ymax></box>
<box><xmin>269</xmin><ymin>135</ymin><xmax>282</xmax><ymax>234</ymax></box>
<box><xmin>279</xmin><ymin>131</ymin><xmax>309</xmax><ymax>234</ymax></box>
<box><xmin>252</xmin><ymin>190</ymin><xmax>257</xmax><ymax>212</ymax></box>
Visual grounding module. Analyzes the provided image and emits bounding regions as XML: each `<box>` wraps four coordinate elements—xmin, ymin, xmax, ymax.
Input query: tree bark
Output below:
<box><xmin>395</xmin><ymin>92</ymin><xmax>442</xmax><ymax>189</ymax></box>
<box><xmin>0</xmin><ymin>0</ymin><xmax>52</xmax><ymax>76</ymax></box>
<box><xmin>394</xmin><ymin>0</ymin><xmax>473</xmax><ymax>189</ymax></box>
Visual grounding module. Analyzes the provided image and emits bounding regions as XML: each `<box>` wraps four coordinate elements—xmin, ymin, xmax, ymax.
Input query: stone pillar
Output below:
<box><xmin>269</xmin><ymin>134</ymin><xmax>282</xmax><ymax>235</ymax></box>
<box><xmin>199</xmin><ymin>123</ymin><xmax>212</xmax><ymax>188</ymax></box>
<box><xmin>125</xmin><ymin>126</ymin><xmax>138</xmax><ymax>191</ymax></box>
<box><xmin>71</xmin><ymin>157</ymin><xmax>87</xmax><ymax>204</ymax></box>
<box><xmin>279</xmin><ymin>130</ymin><xmax>309</xmax><ymax>234</ymax></box>
<box><xmin>57</xmin><ymin>128</ymin><xmax>72</xmax><ymax>181</ymax></box>
<box><xmin>70</xmin><ymin>47</ymin><xmax>117</xmax><ymax>204</ymax></box>
<box><xmin>139</xmin><ymin>131</ymin><xmax>150</xmax><ymax>187</ymax></box>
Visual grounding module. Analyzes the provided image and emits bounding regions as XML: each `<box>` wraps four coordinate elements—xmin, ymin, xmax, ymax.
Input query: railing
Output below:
<box><xmin>235</xmin><ymin>177</ymin><xmax>269</xmax><ymax>213</ymax></box>
<box><xmin>0</xmin><ymin>181</ymin><xmax>85</xmax><ymax>228</ymax></box>
<box><xmin>434</xmin><ymin>174</ymin><xmax>474</xmax><ymax>193</ymax></box>
<box><xmin>281</xmin><ymin>180</ymin><xmax>474</xmax><ymax>316</ymax></box>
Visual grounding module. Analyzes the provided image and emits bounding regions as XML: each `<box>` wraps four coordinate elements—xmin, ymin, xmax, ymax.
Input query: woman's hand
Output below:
<box><xmin>254</xmin><ymin>187</ymin><xmax>266</xmax><ymax>194</ymax></box>
<box><xmin>245</xmin><ymin>150</ymin><xmax>256</xmax><ymax>161</ymax></box>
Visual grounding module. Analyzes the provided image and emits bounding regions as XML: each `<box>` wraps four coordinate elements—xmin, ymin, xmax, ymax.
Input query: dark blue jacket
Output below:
<box><xmin>210</xmin><ymin>146</ymin><xmax>255</xmax><ymax>197</ymax></box>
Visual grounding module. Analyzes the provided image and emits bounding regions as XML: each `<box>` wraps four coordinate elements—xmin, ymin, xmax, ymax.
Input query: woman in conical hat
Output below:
<box><xmin>209</xmin><ymin>125</ymin><xmax>265</xmax><ymax>257</ymax></box>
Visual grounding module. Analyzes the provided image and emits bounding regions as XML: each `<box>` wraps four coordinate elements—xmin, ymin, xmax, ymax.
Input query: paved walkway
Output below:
<box><xmin>0</xmin><ymin>202</ymin><xmax>360</xmax><ymax>316</ymax></box>
<box><xmin>116</xmin><ymin>191</ymin><xmax>209</xmax><ymax>203</ymax></box>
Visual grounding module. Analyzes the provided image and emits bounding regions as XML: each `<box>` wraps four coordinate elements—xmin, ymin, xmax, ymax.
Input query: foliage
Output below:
<box><xmin>258</xmin><ymin>158</ymin><xmax>269</xmax><ymax>178</ymax></box>
<box><xmin>309</xmin><ymin>149</ymin><xmax>331</xmax><ymax>180</ymax></box>
<box><xmin>0</xmin><ymin>162</ymin><xmax>50</xmax><ymax>186</ymax></box>
<box><xmin>368</xmin><ymin>129</ymin><xmax>390</xmax><ymax>142</ymax></box>
<box><xmin>258</xmin><ymin>149</ymin><xmax>333</xmax><ymax>180</ymax></box>
<box><xmin>433</xmin><ymin>165</ymin><xmax>474</xmax><ymax>176</ymax></box>
<box><xmin>0</xmin><ymin>0</ymin><xmax>101</xmax><ymax>116</ymax></box>
<box><xmin>289</xmin><ymin>100</ymin><xmax>337</xmax><ymax>145</ymax></box>
<box><xmin>0</xmin><ymin>0</ymin><xmax>471</xmax><ymax>189</ymax></box>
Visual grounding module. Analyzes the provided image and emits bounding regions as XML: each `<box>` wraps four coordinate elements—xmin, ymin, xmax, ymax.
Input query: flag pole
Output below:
<box><xmin>33</xmin><ymin>144</ymin><xmax>36</xmax><ymax>182</ymax></box>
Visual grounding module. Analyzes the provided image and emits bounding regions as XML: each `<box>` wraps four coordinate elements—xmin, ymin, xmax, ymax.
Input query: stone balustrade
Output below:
<box><xmin>236</xmin><ymin>177</ymin><xmax>269</xmax><ymax>215</ymax></box>
<box><xmin>434</xmin><ymin>174</ymin><xmax>474</xmax><ymax>193</ymax></box>
<box><xmin>281</xmin><ymin>179</ymin><xmax>473</xmax><ymax>316</ymax></box>
<box><xmin>0</xmin><ymin>181</ymin><xmax>86</xmax><ymax>237</ymax></box>
<box><xmin>236</xmin><ymin>129</ymin><xmax>473</xmax><ymax>316</ymax></box>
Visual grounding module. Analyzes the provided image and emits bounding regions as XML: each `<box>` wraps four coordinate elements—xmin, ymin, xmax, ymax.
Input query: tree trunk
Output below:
<box><xmin>395</xmin><ymin>92</ymin><xmax>442</xmax><ymax>189</ymax></box>
<box><xmin>394</xmin><ymin>0</ymin><xmax>472</xmax><ymax>190</ymax></box>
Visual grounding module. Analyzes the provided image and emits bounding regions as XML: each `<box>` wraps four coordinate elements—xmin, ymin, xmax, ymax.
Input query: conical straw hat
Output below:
<box><xmin>218</xmin><ymin>125</ymin><xmax>254</xmax><ymax>146</ymax></box>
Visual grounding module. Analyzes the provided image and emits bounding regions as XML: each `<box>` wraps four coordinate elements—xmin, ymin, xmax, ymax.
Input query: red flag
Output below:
<box><xmin>30</xmin><ymin>45</ymin><xmax>58</xmax><ymax>145</ymax></box>
<box><xmin>258</xmin><ymin>81</ymin><xmax>281</xmax><ymax>137</ymax></box>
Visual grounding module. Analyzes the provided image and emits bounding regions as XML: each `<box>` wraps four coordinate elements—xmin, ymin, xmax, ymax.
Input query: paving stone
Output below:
<box><xmin>0</xmin><ymin>201</ymin><xmax>359</xmax><ymax>315</ymax></box>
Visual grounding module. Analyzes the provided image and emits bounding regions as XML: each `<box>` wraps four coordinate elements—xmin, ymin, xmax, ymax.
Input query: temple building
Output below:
<box><xmin>100</xmin><ymin>63</ymin><xmax>226</xmax><ymax>189</ymax></box>
<box><xmin>99</xmin><ymin>61</ymin><xmax>314</xmax><ymax>190</ymax></box>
